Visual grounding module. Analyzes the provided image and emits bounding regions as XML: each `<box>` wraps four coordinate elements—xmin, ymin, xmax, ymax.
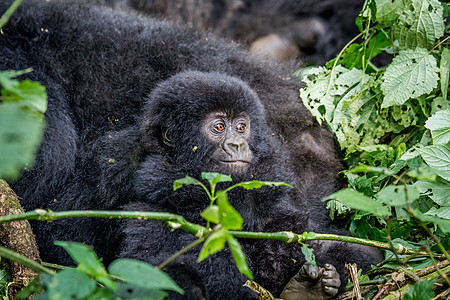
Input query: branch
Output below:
<box><xmin>0</xmin><ymin>210</ymin><xmax>427</xmax><ymax>256</ymax></box>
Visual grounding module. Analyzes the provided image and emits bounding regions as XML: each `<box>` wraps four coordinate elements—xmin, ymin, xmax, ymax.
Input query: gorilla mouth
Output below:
<box><xmin>220</xmin><ymin>160</ymin><xmax>250</xmax><ymax>165</ymax></box>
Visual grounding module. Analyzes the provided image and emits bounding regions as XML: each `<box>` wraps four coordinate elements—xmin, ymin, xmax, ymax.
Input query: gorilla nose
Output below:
<box><xmin>224</xmin><ymin>137</ymin><xmax>248</xmax><ymax>153</ymax></box>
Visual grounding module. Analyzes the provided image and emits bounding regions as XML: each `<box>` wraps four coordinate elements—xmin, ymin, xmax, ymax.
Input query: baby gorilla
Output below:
<box><xmin>119</xmin><ymin>71</ymin><xmax>374</xmax><ymax>299</ymax></box>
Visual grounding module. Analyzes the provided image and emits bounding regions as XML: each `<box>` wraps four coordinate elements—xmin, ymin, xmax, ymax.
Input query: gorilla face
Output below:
<box><xmin>202</xmin><ymin>111</ymin><xmax>252</xmax><ymax>173</ymax></box>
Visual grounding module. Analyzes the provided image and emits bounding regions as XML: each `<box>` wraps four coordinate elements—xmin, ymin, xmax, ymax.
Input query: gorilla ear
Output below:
<box><xmin>161</xmin><ymin>126</ymin><xmax>175</xmax><ymax>147</ymax></box>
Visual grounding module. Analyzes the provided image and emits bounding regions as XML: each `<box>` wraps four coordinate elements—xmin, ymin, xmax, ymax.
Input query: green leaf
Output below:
<box><xmin>324</xmin><ymin>189</ymin><xmax>390</xmax><ymax>217</ymax></box>
<box><xmin>416</xmin><ymin>144</ymin><xmax>450</xmax><ymax>181</ymax></box>
<box><xmin>54</xmin><ymin>241</ymin><xmax>115</xmax><ymax>290</ymax></box>
<box><xmin>381</xmin><ymin>48</ymin><xmax>439</xmax><ymax>108</ymax></box>
<box><xmin>227</xmin><ymin>234</ymin><xmax>253</xmax><ymax>279</ymax></box>
<box><xmin>425</xmin><ymin>110</ymin><xmax>450</xmax><ymax>145</ymax></box>
<box><xmin>0</xmin><ymin>103</ymin><xmax>45</xmax><ymax>180</ymax></box>
<box><xmin>0</xmin><ymin>69</ymin><xmax>47</xmax><ymax>114</ymax></box>
<box><xmin>376</xmin><ymin>185</ymin><xmax>421</xmax><ymax>206</ymax></box>
<box><xmin>217</xmin><ymin>192</ymin><xmax>243</xmax><ymax>230</ymax></box>
<box><xmin>394</xmin><ymin>0</ymin><xmax>445</xmax><ymax>48</ymax></box>
<box><xmin>415</xmin><ymin>179</ymin><xmax>450</xmax><ymax>206</ymax></box>
<box><xmin>415</xmin><ymin>209</ymin><xmax>450</xmax><ymax>233</ymax></box>
<box><xmin>46</xmin><ymin>269</ymin><xmax>97</xmax><ymax>300</ymax></box>
<box><xmin>232</xmin><ymin>181</ymin><xmax>293</xmax><ymax>190</ymax></box>
<box><xmin>201</xmin><ymin>172</ymin><xmax>232</xmax><ymax>186</ymax></box>
<box><xmin>109</xmin><ymin>259</ymin><xmax>183</xmax><ymax>294</ymax></box>
<box><xmin>301</xmin><ymin>244</ymin><xmax>316</xmax><ymax>267</ymax></box>
<box><xmin>201</xmin><ymin>205</ymin><xmax>220</xmax><ymax>224</ymax></box>
<box><xmin>173</xmin><ymin>175</ymin><xmax>203</xmax><ymax>191</ymax></box>
<box><xmin>425</xmin><ymin>207</ymin><xmax>450</xmax><ymax>220</ymax></box>
<box><xmin>113</xmin><ymin>282</ymin><xmax>168</xmax><ymax>300</ymax></box>
<box><xmin>404</xmin><ymin>280</ymin><xmax>435</xmax><ymax>300</ymax></box>
<box><xmin>375</xmin><ymin>0</ymin><xmax>404</xmax><ymax>26</ymax></box>
<box><xmin>198</xmin><ymin>228</ymin><xmax>228</xmax><ymax>261</ymax></box>
<box><xmin>441</xmin><ymin>48</ymin><xmax>450</xmax><ymax>100</ymax></box>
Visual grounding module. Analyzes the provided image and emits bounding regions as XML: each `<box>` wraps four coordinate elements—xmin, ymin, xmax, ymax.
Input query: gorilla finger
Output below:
<box><xmin>324</xmin><ymin>263</ymin><xmax>337</xmax><ymax>272</ymax></box>
<box><xmin>322</xmin><ymin>278</ymin><xmax>341</xmax><ymax>288</ymax></box>
<box><xmin>303</xmin><ymin>263</ymin><xmax>323</xmax><ymax>280</ymax></box>
<box><xmin>323</xmin><ymin>270</ymin><xmax>340</xmax><ymax>280</ymax></box>
<box><xmin>324</xmin><ymin>286</ymin><xmax>339</xmax><ymax>297</ymax></box>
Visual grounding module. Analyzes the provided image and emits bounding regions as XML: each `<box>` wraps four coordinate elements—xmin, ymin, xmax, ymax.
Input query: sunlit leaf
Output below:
<box><xmin>217</xmin><ymin>192</ymin><xmax>243</xmax><ymax>230</ymax></box>
<box><xmin>198</xmin><ymin>228</ymin><xmax>228</xmax><ymax>261</ymax></box>
<box><xmin>381</xmin><ymin>48</ymin><xmax>439</xmax><ymax>108</ymax></box>
<box><xmin>227</xmin><ymin>235</ymin><xmax>253</xmax><ymax>279</ymax></box>
<box><xmin>201</xmin><ymin>172</ymin><xmax>232</xmax><ymax>186</ymax></box>
<box><xmin>425</xmin><ymin>110</ymin><xmax>450</xmax><ymax>145</ymax></box>
<box><xmin>173</xmin><ymin>175</ymin><xmax>203</xmax><ymax>191</ymax></box>
<box><xmin>201</xmin><ymin>205</ymin><xmax>220</xmax><ymax>224</ymax></box>
<box><xmin>376</xmin><ymin>185</ymin><xmax>420</xmax><ymax>206</ymax></box>
<box><xmin>324</xmin><ymin>189</ymin><xmax>390</xmax><ymax>217</ymax></box>
<box><xmin>232</xmin><ymin>181</ymin><xmax>293</xmax><ymax>190</ymax></box>
<box><xmin>301</xmin><ymin>244</ymin><xmax>316</xmax><ymax>266</ymax></box>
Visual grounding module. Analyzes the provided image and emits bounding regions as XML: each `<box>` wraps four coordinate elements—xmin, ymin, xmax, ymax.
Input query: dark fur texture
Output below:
<box><xmin>1</xmin><ymin>1</ymin><xmax>382</xmax><ymax>299</ymax></box>
<box><xmin>96</xmin><ymin>0</ymin><xmax>363</xmax><ymax>63</ymax></box>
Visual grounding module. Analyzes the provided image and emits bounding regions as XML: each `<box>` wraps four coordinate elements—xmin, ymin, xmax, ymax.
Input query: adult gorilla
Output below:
<box><xmin>0</xmin><ymin>0</ymin><xmax>381</xmax><ymax>299</ymax></box>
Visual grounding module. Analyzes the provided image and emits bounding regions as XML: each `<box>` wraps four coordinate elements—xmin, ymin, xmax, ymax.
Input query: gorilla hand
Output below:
<box><xmin>280</xmin><ymin>263</ymin><xmax>340</xmax><ymax>300</ymax></box>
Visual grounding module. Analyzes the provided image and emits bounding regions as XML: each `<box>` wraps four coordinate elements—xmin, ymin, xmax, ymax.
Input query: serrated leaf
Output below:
<box><xmin>425</xmin><ymin>207</ymin><xmax>450</xmax><ymax>219</ymax></box>
<box><xmin>381</xmin><ymin>48</ymin><xmax>439</xmax><ymax>108</ymax></box>
<box><xmin>217</xmin><ymin>192</ymin><xmax>243</xmax><ymax>230</ymax></box>
<box><xmin>375</xmin><ymin>0</ymin><xmax>404</xmax><ymax>25</ymax></box>
<box><xmin>324</xmin><ymin>189</ymin><xmax>390</xmax><ymax>217</ymax></box>
<box><xmin>300</xmin><ymin>66</ymin><xmax>337</xmax><ymax>124</ymax></box>
<box><xmin>198</xmin><ymin>228</ymin><xmax>228</xmax><ymax>261</ymax></box>
<box><xmin>376</xmin><ymin>185</ymin><xmax>421</xmax><ymax>206</ymax></box>
<box><xmin>415</xmin><ymin>179</ymin><xmax>450</xmax><ymax>206</ymax></box>
<box><xmin>227</xmin><ymin>235</ymin><xmax>253</xmax><ymax>279</ymax></box>
<box><xmin>440</xmin><ymin>48</ymin><xmax>450</xmax><ymax>99</ymax></box>
<box><xmin>301</xmin><ymin>244</ymin><xmax>316</xmax><ymax>266</ymax></box>
<box><xmin>201</xmin><ymin>205</ymin><xmax>220</xmax><ymax>224</ymax></box>
<box><xmin>425</xmin><ymin>110</ymin><xmax>450</xmax><ymax>145</ymax></box>
<box><xmin>394</xmin><ymin>0</ymin><xmax>444</xmax><ymax>48</ymax></box>
<box><xmin>109</xmin><ymin>259</ymin><xmax>183</xmax><ymax>294</ymax></box>
<box><xmin>416</xmin><ymin>144</ymin><xmax>450</xmax><ymax>181</ymax></box>
<box><xmin>173</xmin><ymin>176</ymin><xmax>203</xmax><ymax>191</ymax></box>
<box><xmin>201</xmin><ymin>172</ymin><xmax>232</xmax><ymax>186</ymax></box>
<box><xmin>415</xmin><ymin>209</ymin><xmax>450</xmax><ymax>233</ymax></box>
<box><xmin>233</xmin><ymin>181</ymin><xmax>293</xmax><ymax>190</ymax></box>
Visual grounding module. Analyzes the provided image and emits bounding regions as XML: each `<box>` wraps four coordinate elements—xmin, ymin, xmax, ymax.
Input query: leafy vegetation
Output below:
<box><xmin>299</xmin><ymin>0</ymin><xmax>449</xmax><ymax>296</ymax></box>
<box><xmin>0</xmin><ymin>0</ymin><xmax>449</xmax><ymax>298</ymax></box>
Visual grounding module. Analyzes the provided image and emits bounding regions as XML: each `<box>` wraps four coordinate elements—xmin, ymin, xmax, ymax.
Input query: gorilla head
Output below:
<box><xmin>140</xmin><ymin>71</ymin><xmax>272</xmax><ymax>176</ymax></box>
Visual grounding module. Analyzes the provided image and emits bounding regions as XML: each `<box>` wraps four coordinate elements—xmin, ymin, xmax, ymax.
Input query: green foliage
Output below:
<box><xmin>174</xmin><ymin>172</ymin><xmax>294</xmax><ymax>280</ymax></box>
<box><xmin>299</xmin><ymin>0</ymin><xmax>449</xmax><ymax>259</ymax></box>
<box><xmin>404</xmin><ymin>280</ymin><xmax>436</xmax><ymax>300</ymax></box>
<box><xmin>18</xmin><ymin>242</ymin><xmax>182</xmax><ymax>300</ymax></box>
<box><xmin>0</xmin><ymin>69</ymin><xmax>47</xmax><ymax>180</ymax></box>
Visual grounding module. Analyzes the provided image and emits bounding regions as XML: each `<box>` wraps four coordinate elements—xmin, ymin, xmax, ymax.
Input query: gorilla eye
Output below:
<box><xmin>236</xmin><ymin>123</ymin><xmax>246</xmax><ymax>132</ymax></box>
<box><xmin>214</xmin><ymin>122</ymin><xmax>225</xmax><ymax>132</ymax></box>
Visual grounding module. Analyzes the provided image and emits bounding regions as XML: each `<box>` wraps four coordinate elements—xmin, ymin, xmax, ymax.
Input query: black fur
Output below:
<box><xmin>1</xmin><ymin>1</ymin><xmax>382</xmax><ymax>299</ymax></box>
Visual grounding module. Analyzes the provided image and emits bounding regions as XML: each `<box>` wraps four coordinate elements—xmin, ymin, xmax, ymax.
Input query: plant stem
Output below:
<box><xmin>0</xmin><ymin>0</ymin><xmax>23</xmax><ymax>28</ymax></box>
<box><xmin>0</xmin><ymin>209</ymin><xmax>430</xmax><ymax>256</ymax></box>
<box><xmin>158</xmin><ymin>237</ymin><xmax>205</xmax><ymax>270</ymax></box>
<box><xmin>0</xmin><ymin>209</ymin><xmax>209</xmax><ymax>238</ymax></box>
<box><xmin>0</xmin><ymin>245</ymin><xmax>54</xmax><ymax>275</ymax></box>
